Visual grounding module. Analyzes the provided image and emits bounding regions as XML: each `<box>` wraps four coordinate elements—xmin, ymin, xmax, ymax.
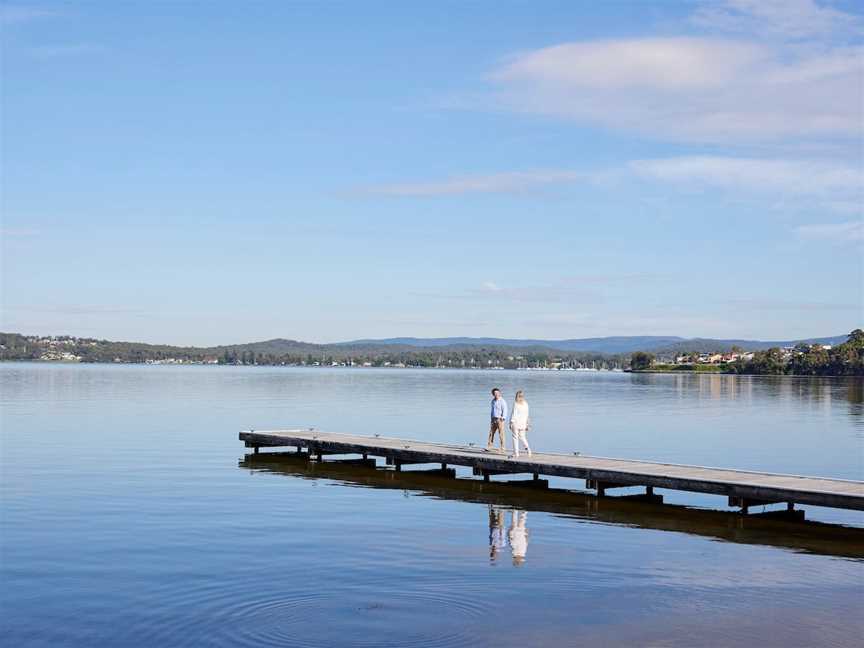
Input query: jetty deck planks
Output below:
<box><xmin>239</xmin><ymin>429</ymin><xmax>864</xmax><ymax>512</ymax></box>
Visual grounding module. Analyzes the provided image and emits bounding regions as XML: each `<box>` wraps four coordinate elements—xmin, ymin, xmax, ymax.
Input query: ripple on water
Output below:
<box><xmin>139</xmin><ymin>584</ymin><xmax>487</xmax><ymax>648</ymax></box>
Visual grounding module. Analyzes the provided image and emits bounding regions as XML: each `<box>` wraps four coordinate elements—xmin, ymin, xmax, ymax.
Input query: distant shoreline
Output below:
<box><xmin>0</xmin><ymin>359</ymin><xmax>623</xmax><ymax>371</ymax></box>
<box><xmin>4</xmin><ymin>360</ymin><xmax>862</xmax><ymax>380</ymax></box>
<box><xmin>3</xmin><ymin>331</ymin><xmax>861</xmax><ymax>376</ymax></box>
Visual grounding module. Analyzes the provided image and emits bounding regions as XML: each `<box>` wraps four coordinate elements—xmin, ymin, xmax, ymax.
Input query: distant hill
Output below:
<box><xmin>651</xmin><ymin>335</ymin><xmax>848</xmax><ymax>354</ymax></box>
<box><xmin>2</xmin><ymin>332</ymin><xmax>852</xmax><ymax>365</ymax></box>
<box><xmin>339</xmin><ymin>335</ymin><xmax>848</xmax><ymax>355</ymax></box>
<box><xmin>341</xmin><ymin>336</ymin><xmax>685</xmax><ymax>354</ymax></box>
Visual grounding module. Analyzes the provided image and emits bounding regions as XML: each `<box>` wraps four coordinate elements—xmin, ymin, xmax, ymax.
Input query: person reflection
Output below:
<box><xmin>488</xmin><ymin>505</ymin><xmax>506</xmax><ymax>562</ymax></box>
<box><xmin>508</xmin><ymin>510</ymin><xmax>529</xmax><ymax>567</ymax></box>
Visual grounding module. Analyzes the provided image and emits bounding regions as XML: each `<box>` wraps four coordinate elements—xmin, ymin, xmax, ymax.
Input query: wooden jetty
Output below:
<box><xmin>239</xmin><ymin>429</ymin><xmax>864</xmax><ymax>516</ymax></box>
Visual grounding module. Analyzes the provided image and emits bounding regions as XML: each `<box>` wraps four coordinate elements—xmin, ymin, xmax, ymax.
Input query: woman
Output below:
<box><xmin>509</xmin><ymin>390</ymin><xmax>532</xmax><ymax>458</ymax></box>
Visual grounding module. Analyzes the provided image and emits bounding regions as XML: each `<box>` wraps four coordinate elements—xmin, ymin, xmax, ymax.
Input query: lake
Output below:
<box><xmin>1</xmin><ymin>363</ymin><xmax>862</xmax><ymax>647</ymax></box>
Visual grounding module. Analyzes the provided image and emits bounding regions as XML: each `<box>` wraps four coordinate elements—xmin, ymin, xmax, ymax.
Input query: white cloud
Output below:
<box><xmin>495</xmin><ymin>38</ymin><xmax>762</xmax><ymax>90</ymax></box>
<box><xmin>357</xmin><ymin>156</ymin><xmax>861</xmax><ymax>208</ymax></box>
<box><xmin>821</xmin><ymin>200</ymin><xmax>864</xmax><ymax>215</ymax></box>
<box><xmin>358</xmin><ymin>169</ymin><xmax>590</xmax><ymax>196</ymax></box>
<box><xmin>629</xmin><ymin>156</ymin><xmax>862</xmax><ymax>195</ymax></box>
<box><xmin>491</xmin><ymin>36</ymin><xmax>862</xmax><ymax>142</ymax></box>
<box><xmin>794</xmin><ymin>220</ymin><xmax>864</xmax><ymax>242</ymax></box>
<box><xmin>488</xmin><ymin>0</ymin><xmax>863</xmax><ymax>144</ymax></box>
<box><xmin>630</xmin><ymin>156</ymin><xmax>863</xmax><ymax>216</ymax></box>
<box><xmin>692</xmin><ymin>0</ymin><xmax>863</xmax><ymax>40</ymax></box>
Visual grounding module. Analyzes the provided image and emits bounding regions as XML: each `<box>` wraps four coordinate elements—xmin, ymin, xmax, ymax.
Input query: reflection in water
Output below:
<box><xmin>488</xmin><ymin>507</ymin><xmax>530</xmax><ymax>566</ymax></box>
<box><xmin>508</xmin><ymin>510</ymin><xmax>528</xmax><ymax>566</ymax></box>
<box><xmin>241</xmin><ymin>452</ymin><xmax>864</xmax><ymax>561</ymax></box>
<box><xmin>488</xmin><ymin>506</ymin><xmax>505</xmax><ymax>562</ymax></box>
<box><xmin>847</xmin><ymin>380</ymin><xmax>863</xmax><ymax>421</ymax></box>
<box><xmin>629</xmin><ymin>372</ymin><xmax>863</xmax><ymax>411</ymax></box>
<box><xmin>6</xmin><ymin>365</ymin><xmax>863</xmax><ymax>648</ymax></box>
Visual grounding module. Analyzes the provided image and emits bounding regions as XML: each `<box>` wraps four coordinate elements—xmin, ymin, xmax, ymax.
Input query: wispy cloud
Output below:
<box><xmin>27</xmin><ymin>44</ymin><xmax>104</xmax><ymax>59</ymax></box>
<box><xmin>727</xmin><ymin>297</ymin><xmax>860</xmax><ymax>311</ymax></box>
<box><xmin>0</xmin><ymin>5</ymin><xmax>59</xmax><ymax>25</ymax></box>
<box><xmin>10</xmin><ymin>305</ymin><xmax>147</xmax><ymax>316</ymax></box>
<box><xmin>523</xmin><ymin>312</ymin><xmax>736</xmax><ymax>336</ymax></box>
<box><xmin>0</xmin><ymin>227</ymin><xmax>41</xmax><ymax>237</ymax></box>
<box><xmin>383</xmin><ymin>317</ymin><xmax>489</xmax><ymax>329</ymax></box>
<box><xmin>487</xmin><ymin>1</ymin><xmax>862</xmax><ymax>143</ymax></box>
<box><xmin>356</xmin><ymin>169</ymin><xmax>593</xmax><ymax>197</ymax></box>
<box><xmin>416</xmin><ymin>275</ymin><xmax>648</xmax><ymax>304</ymax></box>
<box><xmin>692</xmin><ymin>0</ymin><xmax>864</xmax><ymax>40</ymax></box>
<box><xmin>629</xmin><ymin>156</ymin><xmax>862</xmax><ymax>196</ymax></box>
<box><xmin>794</xmin><ymin>221</ymin><xmax>864</xmax><ymax>243</ymax></box>
<box><xmin>355</xmin><ymin>155</ymin><xmax>862</xmax><ymax>209</ymax></box>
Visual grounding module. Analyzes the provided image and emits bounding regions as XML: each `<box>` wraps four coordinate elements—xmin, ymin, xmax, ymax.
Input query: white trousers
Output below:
<box><xmin>510</xmin><ymin>426</ymin><xmax>532</xmax><ymax>457</ymax></box>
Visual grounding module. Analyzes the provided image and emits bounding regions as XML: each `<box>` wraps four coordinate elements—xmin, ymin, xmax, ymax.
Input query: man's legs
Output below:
<box><xmin>497</xmin><ymin>419</ymin><xmax>507</xmax><ymax>450</ymax></box>
<box><xmin>487</xmin><ymin>419</ymin><xmax>497</xmax><ymax>448</ymax></box>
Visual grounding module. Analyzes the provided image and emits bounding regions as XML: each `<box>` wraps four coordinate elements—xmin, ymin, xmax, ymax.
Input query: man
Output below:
<box><xmin>487</xmin><ymin>387</ymin><xmax>508</xmax><ymax>451</ymax></box>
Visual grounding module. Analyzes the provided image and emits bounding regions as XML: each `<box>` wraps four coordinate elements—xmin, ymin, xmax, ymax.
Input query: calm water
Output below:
<box><xmin>1</xmin><ymin>363</ymin><xmax>863</xmax><ymax>647</ymax></box>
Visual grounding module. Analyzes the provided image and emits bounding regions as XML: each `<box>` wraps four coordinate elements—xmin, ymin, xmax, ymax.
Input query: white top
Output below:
<box><xmin>510</xmin><ymin>401</ymin><xmax>529</xmax><ymax>429</ymax></box>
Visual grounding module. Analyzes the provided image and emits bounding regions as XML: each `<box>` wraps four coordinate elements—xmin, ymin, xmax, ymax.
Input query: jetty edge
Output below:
<box><xmin>239</xmin><ymin>429</ymin><xmax>864</xmax><ymax>517</ymax></box>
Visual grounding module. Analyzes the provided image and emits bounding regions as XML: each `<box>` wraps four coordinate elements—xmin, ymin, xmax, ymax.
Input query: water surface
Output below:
<box><xmin>2</xmin><ymin>364</ymin><xmax>862</xmax><ymax>646</ymax></box>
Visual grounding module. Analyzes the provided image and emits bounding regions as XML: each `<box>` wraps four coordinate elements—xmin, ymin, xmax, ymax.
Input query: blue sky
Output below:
<box><xmin>1</xmin><ymin>0</ymin><xmax>862</xmax><ymax>345</ymax></box>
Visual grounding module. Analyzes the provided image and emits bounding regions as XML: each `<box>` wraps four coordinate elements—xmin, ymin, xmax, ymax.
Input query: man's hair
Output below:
<box><xmin>491</xmin><ymin>388</ymin><xmax>501</xmax><ymax>395</ymax></box>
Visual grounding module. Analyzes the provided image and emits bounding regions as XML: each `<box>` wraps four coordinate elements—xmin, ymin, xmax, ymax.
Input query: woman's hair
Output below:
<box><xmin>515</xmin><ymin>390</ymin><xmax>525</xmax><ymax>401</ymax></box>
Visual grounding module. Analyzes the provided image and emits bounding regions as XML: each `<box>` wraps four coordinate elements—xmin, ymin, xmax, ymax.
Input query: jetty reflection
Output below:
<box><xmin>240</xmin><ymin>452</ymin><xmax>864</xmax><ymax>561</ymax></box>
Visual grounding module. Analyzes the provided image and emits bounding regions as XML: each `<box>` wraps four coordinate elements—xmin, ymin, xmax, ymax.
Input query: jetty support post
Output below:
<box><xmin>728</xmin><ymin>496</ymin><xmax>801</xmax><ymax>518</ymax></box>
<box><xmin>472</xmin><ymin>465</ymin><xmax>511</xmax><ymax>482</ymax></box>
<box><xmin>586</xmin><ymin>479</ymin><xmax>661</xmax><ymax>502</ymax></box>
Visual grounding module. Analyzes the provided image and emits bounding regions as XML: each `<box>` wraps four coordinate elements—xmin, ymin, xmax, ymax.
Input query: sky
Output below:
<box><xmin>1</xmin><ymin>0</ymin><xmax>862</xmax><ymax>345</ymax></box>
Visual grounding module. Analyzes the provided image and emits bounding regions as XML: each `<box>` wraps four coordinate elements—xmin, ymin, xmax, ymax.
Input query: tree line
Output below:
<box><xmin>5</xmin><ymin>330</ymin><xmax>862</xmax><ymax>375</ymax></box>
<box><xmin>0</xmin><ymin>333</ymin><xmax>624</xmax><ymax>369</ymax></box>
<box><xmin>630</xmin><ymin>331</ymin><xmax>863</xmax><ymax>376</ymax></box>
<box><xmin>727</xmin><ymin>329</ymin><xmax>864</xmax><ymax>376</ymax></box>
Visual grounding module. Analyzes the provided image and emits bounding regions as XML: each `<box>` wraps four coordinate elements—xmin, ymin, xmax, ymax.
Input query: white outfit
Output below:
<box><xmin>509</xmin><ymin>401</ymin><xmax>532</xmax><ymax>457</ymax></box>
<box><xmin>508</xmin><ymin>511</ymin><xmax>528</xmax><ymax>563</ymax></box>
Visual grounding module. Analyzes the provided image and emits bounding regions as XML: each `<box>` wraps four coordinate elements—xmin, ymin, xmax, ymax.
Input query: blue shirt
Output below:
<box><xmin>491</xmin><ymin>397</ymin><xmax>508</xmax><ymax>420</ymax></box>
